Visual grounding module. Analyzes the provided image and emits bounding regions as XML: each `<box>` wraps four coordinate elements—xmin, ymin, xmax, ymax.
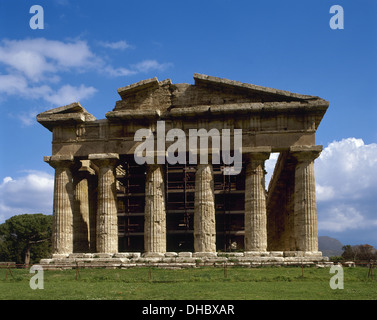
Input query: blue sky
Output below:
<box><xmin>0</xmin><ymin>0</ymin><xmax>376</xmax><ymax>248</ymax></box>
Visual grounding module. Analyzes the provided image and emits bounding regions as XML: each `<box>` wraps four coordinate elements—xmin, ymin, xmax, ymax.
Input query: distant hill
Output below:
<box><xmin>318</xmin><ymin>236</ymin><xmax>344</xmax><ymax>257</ymax></box>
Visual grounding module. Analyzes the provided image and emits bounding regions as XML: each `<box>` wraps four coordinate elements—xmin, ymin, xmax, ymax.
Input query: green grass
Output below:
<box><xmin>0</xmin><ymin>266</ymin><xmax>376</xmax><ymax>300</ymax></box>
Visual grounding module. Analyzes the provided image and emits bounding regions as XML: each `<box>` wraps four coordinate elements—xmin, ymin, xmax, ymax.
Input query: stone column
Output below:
<box><xmin>194</xmin><ymin>164</ymin><xmax>216</xmax><ymax>253</ymax></box>
<box><xmin>45</xmin><ymin>155</ymin><xmax>74</xmax><ymax>255</ymax></box>
<box><xmin>73</xmin><ymin>160</ymin><xmax>95</xmax><ymax>253</ymax></box>
<box><xmin>244</xmin><ymin>149</ymin><xmax>270</xmax><ymax>252</ymax></box>
<box><xmin>144</xmin><ymin>164</ymin><xmax>166</xmax><ymax>254</ymax></box>
<box><xmin>89</xmin><ymin>153</ymin><xmax>119</xmax><ymax>254</ymax></box>
<box><xmin>290</xmin><ymin>146</ymin><xmax>322</xmax><ymax>253</ymax></box>
<box><xmin>88</xmin><ymin>174</ymin><xmax>97</xmax><ymax>253</ymax></box>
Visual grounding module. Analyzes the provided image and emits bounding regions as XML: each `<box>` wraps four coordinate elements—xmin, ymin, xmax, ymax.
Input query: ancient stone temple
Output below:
<box><xmin>37</xmin><ymin>74</ymin><xmax>330</xmax><ymax>267</ymax></box>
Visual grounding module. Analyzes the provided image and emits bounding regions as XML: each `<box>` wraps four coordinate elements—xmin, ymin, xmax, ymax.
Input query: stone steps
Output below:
<box><xmin>39</xmin><ymin>251</ymin><xmax>332</xmax><ymax>269</ymax></box>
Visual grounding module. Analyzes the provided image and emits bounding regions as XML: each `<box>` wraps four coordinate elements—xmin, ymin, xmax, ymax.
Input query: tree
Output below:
<box><xmin>341</xmin><ymin>244</ymin><xmax>377</xmax><ymax>262</ymax></box>
<box><xmin>341</xmin><ymin>245</ymin><xmax>355</xmax><ymax>260</ymax></box>
<box><xmin>0</xmin><ymin>214</ymin><xmax>52</xmax><ymax>265</ymax></box>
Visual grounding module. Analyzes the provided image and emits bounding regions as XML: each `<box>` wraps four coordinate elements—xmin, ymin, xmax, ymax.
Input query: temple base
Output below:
<box><xmin>39</xmin><ymin>251</ymin><xmax>331</xmax><ymax>269</ymax></box>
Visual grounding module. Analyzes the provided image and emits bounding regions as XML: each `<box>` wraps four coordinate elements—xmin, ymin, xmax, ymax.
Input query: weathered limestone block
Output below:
<box><xmin>244</xmin><ymin>251</ymin><xmax>270</xmax><ymax>257</ymax></box>
<box><xmin>125</xmin><ymin>252</ymin><xmax>141</xmax><ymax>259</ymax></box>
<box><xmin>218</xmin><ymin>252</ymin><xmax>244</xmax><ymax>258</ymax></box>
<box><xmin>178</xmin><ymin>252</ymin><xmax>192</xmax><ymax>258</ymax></box>
<box><xmin>89</xmin><ymin>153</ymin><xmax>119</xmax><ymax>254</ymax></box>
<box><xmin>194</xmin><ymin>164</ymin><xmax>216</xmax><ymax>253</ymax></box>
<box><xmin>304</xmin><ymin>251</ymin><xmax>323</xmax><ymax>257</ymax></box>
<box><xmin>176</xmin><ymin>258</ymin><xmax>198</xmax><ymax>264</ymax></box>
<box><xmin>192</xmin><ymin>252</ymin><xmax>218</xmax><ymax>258</ymax></box>
<box><xmin>291</xmin><ymin>146</ymin><xmax>322</xmax><ymax>252</ymax></box>
<box><xmin>114</xmin><ymin>253</ymin><xmax>133</xmax><ymax>258</ymax></box>
<box><xmin>143</xmin><ymin>252</ymin><xmax>165</xmax><ymax>258</ymax></box>
<box><xmin>69</xmin><ymin>253</ymin><xmax>86</xmax><ymax>259</ymax></box>
<box><xmin>270</xmin><ymin>251</ymin><xmax>284</xmax><ymax>257</ymax></box>
<box><xmin>94</xmin><ymin>253</ymin><xmax>114</xmax><ymax>258</ymax></box>
<box><xmin>144</xmin><ymin>164</ymin><xmax>166</xmax><ymax>253</ymax></box>
<box><xmin>52</xmin><ymin>253</ymin><xmax>69</xmax><ymax>259</ymax></box>
<box><xmin>244</xmin><ymin>150</ymin><xmax>270</xmax><ymax>251</ymax></box>
<box><xmin>283</xmin><ymin>251</ymin><xmax>305</xmax><ymax>257</ymax></box>
<box><xmin>164</xmin><ymin>252</ymin><xmax>178</xmax><ymax>258</ymax></box>
<box><xmin>46</xmin><ymin>155</ymin><xmax>75</xmax><ymax>255</ymax></box>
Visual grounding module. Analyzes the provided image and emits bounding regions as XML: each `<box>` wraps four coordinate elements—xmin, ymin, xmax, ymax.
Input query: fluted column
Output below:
<box><xmin>73</xmin><ymin>160</ymin><xmax>95</xmax><ymax>253</ymax></box>
<box><xmin>144</xmin><ymin>164</ymin><xmax>166</xmax><ymax>254</ymax></box>
<box><xmin>45</xmin><ymin>155</ymin><xmax>74</xmax><ymax>255</ymax></box>
<box><xmin>290</xmin><ymin>146</ymin><xmax>322</xmax><ymax>252</ymax></box>
<box><xmin>194</xmin><ymin>164</ymin><xmax>216</xmax><ymax>252</ymax></box>
<box><xmin>244</xmin><ymin>150</ymin><xmax>270</xmax><ymax>252</ymax></box>
<box><xmin>89</xmin><ymin>153</ymin><xmax>119</xmax><ymax>254</ymax></box>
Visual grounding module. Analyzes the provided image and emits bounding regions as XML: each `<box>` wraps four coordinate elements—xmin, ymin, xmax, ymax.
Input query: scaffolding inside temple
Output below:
<box><xmin>116</xmin><ymin>155</ymin><xmax>246</xmax><ymax>252</ymax></box>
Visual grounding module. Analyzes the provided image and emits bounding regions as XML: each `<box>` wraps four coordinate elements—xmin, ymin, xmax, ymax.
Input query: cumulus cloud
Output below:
<box><xmin>131</xmin><ymin>59</ymin><xmax>173</xmax><ymax>73</ymax></box>
<box><xmin>105</xmin><ymin>59</ymin><xmax>173</xmax><ymax>77</ymax></box>
<box><xmin>317</xmin><ymin>204</ymin><xmax>376</xmax><ymax>233</ymax></box>
<box><xmin>0</xmin><ymin>38</ymin><xmax>171</xmax><ymax>82</ymax></box>
<box><xmin>98</xmin><ymin>40</ymin><xmax>132</xmax><ymax>50</ymax></box>
<box><xmin>0</xmin><ymin>38</ymin><xmax>173</xmax><ymax>125</ymax></box>
<box><xmin>315</xmin><ymin>138</ymin><xmax>377</xmax><ymax>244</ymax></box>
<box><xmin>315</xmin><ymin>138</ymin><xmax>377</xmax><ymax>201</ymax></box>
<box><xmin>43</xmin><ymin>84</ymin><xmax>97</xmax><ymax>106</ymax></box>
<box><xmin>0</xmin><ymin>171</ymin><xmax>54</xmax><ymax>223</ymax></box>
<box><xmin>0</xmin><ymin>38</ymin><xmax>98</xmax><ymax>81</ymax></box>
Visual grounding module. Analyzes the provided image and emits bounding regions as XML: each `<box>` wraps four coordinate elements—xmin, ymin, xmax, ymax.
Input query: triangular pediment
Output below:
<box><xmin>112</xmin><ymin>73</ymin><xmax>327</xmax><ymax>112</ymax></box>
<box><xmin>192</xmin><ymin>73</ymin><xmax>319</xmax><ymax>102</ymax></box>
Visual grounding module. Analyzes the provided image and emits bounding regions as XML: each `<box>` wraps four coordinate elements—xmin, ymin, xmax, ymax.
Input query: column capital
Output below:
<box><xmin>243</xmin><ymin>147</ymin><xmax>271</xmax><ymax>162</ymax></box>
<box><xmin>290</xmin><ymin>145</ymin><xmax>322</xmax><ymax>162</ymax></box>
<box><xmin>77</xmin><ymin>159</ymin><xmax>96</xmax><ymax>176</ymax></box>
<box><xmin>44</xmin><ymin>155</ymin><xmax>74</xmax><ymax>169</ymax></box>
<box><xmin>88</xmin><ymin>153</ymin><xmax>119</xmax><ymax>167</ymax></box>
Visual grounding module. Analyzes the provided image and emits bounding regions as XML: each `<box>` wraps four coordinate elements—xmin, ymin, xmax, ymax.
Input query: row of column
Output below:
<box><xmin>46</xmin><ymin>147</ymin><xmax>321</xmax><ymax>255</ymax></box>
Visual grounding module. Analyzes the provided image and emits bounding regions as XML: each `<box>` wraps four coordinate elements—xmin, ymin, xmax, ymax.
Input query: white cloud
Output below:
<box><xmin>0</xmin><ymin>38</ymin><xmax>98</xmax><ymax>81</ymax></box>
<box><xmin>104</xmin><ymin>66</ymin><xmax>137</xmax><ymax>77</ymax></box>
<box><xmin>317</xmin><ymin>205</ymin><xmax>374</xmax><ymax>232</ymax></box>
<box><xmin>132</xmin><ymin>59</ymin><xmax>173</xmax><ymax>73</ymax></box>
<box><xmin>0</xmin><ymin>38</ymin><xmax>171</xmax><ymax>82</ymax></box>
<box><xmin>0</xmin><ymin>38</ymin><xmax>173</xmax><ymax>120</ymax></box>
<box><xmin>104</xmin><ymin>59</ymin><xmax>173</xmax><ymax>77</ymax></box>
<box><xmin>44</xmin><ymin>84</ymin><xmax>97</xmax><ymax>106</ymax></box>
<box><xmin>12</xmin><ymin>109</ymin><xmax>39</xmax><ymax>126</ymax></box>
<box><xmin>314</xmin><ymin>138</ymin><xmax>377</xmax><ymax>243</ymax></box>
<box><xmin>315</xmin><ymin>138</ymin><xmax>377</xmax><ymax>202</ymax></box>
<box><xmin>0</xmin><ymin>171</ymin><xmax>54</xmax><ymax>223</ymax></box>
<box><xmin>0</xmin><ymin>38</ymin><xmax>100</xmax><ymax>115</ymax></box>
<box><xmin>98</xmin><ymin>40</ymin><xmax>132</xmax><ymax>50</ymax></box>
<box><xmin>315</xmin><ymin>185</ymin><xmax>335</xmax><ymax>202</ymax></box>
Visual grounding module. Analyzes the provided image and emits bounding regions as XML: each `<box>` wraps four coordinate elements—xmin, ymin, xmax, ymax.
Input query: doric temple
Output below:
<box><xmin>37</xmin><ymin>74</ymin><xmax>329</xmax><ymax>261</ymax></box>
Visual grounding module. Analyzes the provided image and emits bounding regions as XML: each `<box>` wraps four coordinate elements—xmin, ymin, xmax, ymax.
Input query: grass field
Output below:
<box><xmin>0</xmin><ymin>266</ymin><xmax>376</xmax><ymax>300</ymax></box>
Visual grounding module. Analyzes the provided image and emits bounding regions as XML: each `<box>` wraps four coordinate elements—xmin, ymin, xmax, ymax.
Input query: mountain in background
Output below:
<box><xmin>318</xmin><ymin>236</ymin><xmax>344</xmax><ymax>257</ymax></box>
